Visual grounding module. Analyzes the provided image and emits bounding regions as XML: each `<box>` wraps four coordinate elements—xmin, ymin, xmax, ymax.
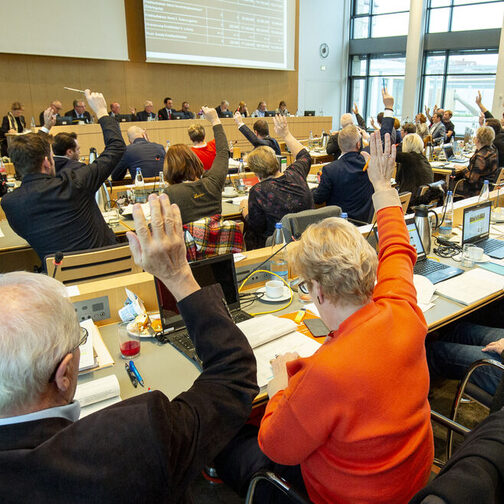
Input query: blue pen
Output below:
<box><xmin>129</xmin><ymin>360</ymin><xmax>144</xmax><ymax>387</ymax></box>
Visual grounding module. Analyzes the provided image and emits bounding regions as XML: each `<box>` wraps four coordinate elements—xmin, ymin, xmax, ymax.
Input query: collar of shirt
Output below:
<box><xmin>0</xmin><ymin>401</ymin><xmax>80</xmax><ymax>426</ymax></box>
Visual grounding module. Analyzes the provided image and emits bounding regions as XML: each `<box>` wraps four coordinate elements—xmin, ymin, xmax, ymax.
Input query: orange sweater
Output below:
<box><xmin>258</xmin><ymin>206</ymin><xmax>434</xmax><ymax>504</ymax></box>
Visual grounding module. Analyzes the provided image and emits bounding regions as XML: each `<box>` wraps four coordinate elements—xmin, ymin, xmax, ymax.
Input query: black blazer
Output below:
<box><xmin>64</xmin><ymin>109</ymin><xmax>92</xmax><ymax>123</ymax></box>
<box><xmin>157</xmin><ymin>108</ymin><xmax>177</xmax><ymax>120</ymax></box>
<box><xmin>0</xmin><ymin>286</ymin><xmax>258</xmax><ymax>504</ymax></box>
<box><xmin>135</xmin><ymin>110</ymin><xmax>157</xmax><ymax>122</ymax></box>
<box><xmin>1</xmin><ymin>116</ymin><xmax>126</xmax><ymax>262</ymax></box>
<box><xmin>111</xmin><ymin>138</ymin><xmax>166</xmax><ymax>180</ymax></box>
<box><xmin>238</xmin><ymin>124</ymin><xmax>281</xmax><ymax>155</ymax></box>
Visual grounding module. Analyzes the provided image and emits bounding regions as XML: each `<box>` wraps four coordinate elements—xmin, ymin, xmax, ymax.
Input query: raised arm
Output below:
<box><xmin>234</xmin><ymin>111</ymin><xmax>267</xmax><ymax>148</ymax></box>
<box><xmin>476</xmin><ymin>90</ymin><xmax>492</xmax><ymax>117</ymax></box>
<box><xmin>273</xmin><ymin>114</ymin><xmax>303</xmax><ymax>158</ymax></box>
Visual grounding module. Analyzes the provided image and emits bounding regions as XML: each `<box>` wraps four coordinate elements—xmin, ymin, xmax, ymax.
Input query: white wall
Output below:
<box><xmin>297</xmin><ymin>0</ymin><xmax>351</xmax><ymax>130</ymax></box>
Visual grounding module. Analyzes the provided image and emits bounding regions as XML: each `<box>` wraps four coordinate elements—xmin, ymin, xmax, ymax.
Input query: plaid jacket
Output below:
<box><xmin>463</xmin><ymin>144</ymin><xmax>498</xmax><ymax>196</ymax></box>
<box><xmin>183</xmin><ymin>214</ymin><xmax>244</xmax><ymax>261</ymax></box>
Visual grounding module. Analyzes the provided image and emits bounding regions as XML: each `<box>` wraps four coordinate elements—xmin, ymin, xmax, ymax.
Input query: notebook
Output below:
<box><xmin>405</xmin><ymin>218</ymin><xmax>463</xmax><ymax>284</ymax></box>
<box><xmin>462</xmin><ymin>202</ymin><xmax>504</xmax><ymax>259</ymax></box>
<box><xmin>154</xmin><ymin>253</ymin><xmax>252</xmax><ymax>367</ymax></box>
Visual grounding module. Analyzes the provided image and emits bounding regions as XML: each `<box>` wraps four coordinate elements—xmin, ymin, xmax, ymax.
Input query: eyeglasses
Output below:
<box><xmin>298</xmin><ymin>280</ymin><xmax>309</xmax><ymax>295</ymax></box>
<box><xmin>48</xmin><ymin>327</ymin><xmax>88</xmax><ymax>383</ymax></box>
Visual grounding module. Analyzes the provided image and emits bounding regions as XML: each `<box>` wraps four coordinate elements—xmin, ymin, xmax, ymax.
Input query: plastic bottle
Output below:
<box><xmin>237</xmin><ymin>159</ymin><xmax>245</xmax><ymax>193</ymax></box>
<box><xmin>309</xmin><ymin>130</ymin><xmax>314</xmax><ymax>150</ymax></box>
<box><xmin>341</xmin><ymin>212</ymin><xmax>348</xmax><ymax>219</ymax></box>
<box><xmin>270</xmin><ymin>223</ymin><xmax>288</xmax><ymax>283</ymax></box>
<box><xmin>479</xmin><ymin>179</ymin><xmax>490</xmax><ymax>202</ymax></box>
<box><xmin>30</xmin><ymin>116</ymin><xmax>36</xmax><ymax>129</ymax></box>
<box><xmin>158</xmin><ymin>171</ymin><xmax>167</xmax><ymax>194</ymax></box>
<box><xmin>439</xmin><ymin>190</ymin><xmax>454</xmax><ymax>236</ymax></box>
<box><xmin>135</xmin><ymin>167</ymin><xmax>144</xmax><ymax>187</ymax></box>
<box><xmin>165</xmin><ymin>140</ymin><xmax>171</xmax><ymax>152</ymax></box>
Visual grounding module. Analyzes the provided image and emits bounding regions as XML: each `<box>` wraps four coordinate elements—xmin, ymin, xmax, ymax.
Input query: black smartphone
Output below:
<box><xmin>304</xmin><ymin>318</ymin><xmax>329</xmax><ymax>338</ymax></box>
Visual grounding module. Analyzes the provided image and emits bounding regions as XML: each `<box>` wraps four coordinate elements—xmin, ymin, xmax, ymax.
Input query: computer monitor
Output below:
<box><xmin>462</xmin><ymin>201</ymin><xmax>492</xmax><ymax>245</ymax></box>
<box><xmin>55</xmin><ymin>116</ymin><xmax>73</xmax><ymax>125</ymax></box>
<box><xmin>265</xmin><ymin>110</ymin><xmax>276</xmax><ymax>117</ymax></box>
<box><xmin>304</xmin><ymin>110</ymin><xmax>315</xmax><ymax>117</ymax></box>
<box><xmin>171</xmin><ymin>112</ymin><xmax>185</xmax><ymax>120</ymax></box>
<box><xmin>443</xmin><ymin>144</ymin><xmax>454</xmax><ymax>160</ymax></box>
<box><xmin>220</xmin><ymin>110</ymin><xmax>233</xmax><ymax>118</ymax></box>
<box><xmin>117</xmin><ymin>114</ymin><xmax>133</xmax><ymax>122</ymax></box>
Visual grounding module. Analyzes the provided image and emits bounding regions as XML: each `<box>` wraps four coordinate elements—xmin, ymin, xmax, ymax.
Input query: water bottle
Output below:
<box><xmin>135</xmin><ymin>167</ymin><xmax>144</xmax><ymax>187</ymax></box>
<box><xmin>439</xmin><ymin>190</ymin><xmax>453</xmax><ymax>236</ymax></box>
<box><xmin>341</xmin><ymin>212</ymin><xmax>348</xmax><ymax>219</ymax></box>
<box><xmin>270</xmin><ymin>223</ymin><xmax>288</xmax><ymax>283</ymax></box>
<box><xmin>165</xmin><ymin>140</ymin><xmax>171</xmax><ymax>152</ymax></box>
<box><xmin>30</xmin><ymin>116</ymin><xmax>36</xmax><ymax>129</ymax></box>
<box><xmin>158</xmin><ymin>171</ymin><xmax>167</xmax><ymax>194</ymax></box>
<box><xmin>229</xmin><ymin>140</ymin><xmax>234</xmax><ymax>159</ymax></box>
<box><xmin>478</xmin><ymin>179</ymin><xmax>490</xmax><ymax>202</ymax></box>
<box><xmin>237</xmin><ymin>159</ymin><xmax>245</xmax><ymax>193</ymax></box>
<box><xmin>309</xmin><ymin>130</ymin><xmax>314</xmax><ymax>150</ymax></box>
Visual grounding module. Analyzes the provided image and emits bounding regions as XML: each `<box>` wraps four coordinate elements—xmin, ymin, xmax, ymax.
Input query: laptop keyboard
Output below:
<box><xmin>482</xmin><ymin>239</ymin><xmax>504</xmax><ymax>253</ymax></box>
<box><xmin>415</xmin><ymin>260</ymin><xmax>448</xmax><ymax>275</ymax></box>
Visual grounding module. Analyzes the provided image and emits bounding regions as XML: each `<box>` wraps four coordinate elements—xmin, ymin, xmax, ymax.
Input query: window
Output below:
<box><xmin>421</xmin><ymin>49</ymin><xmax>498</xmax><ymax>134</ymax></box>
<box><xmin>351</xmin><ymin>0</ymin><xmax>410</xmax><ymax>39</ymax></box>
<box><xmin>349</xmin><ymin>54</ymin><xmax>406</xmax><ymax>125</ymax></box>
<box><xmin>427</xmin><ymin>0</ymin><xmax>504</xmax><ymax>33</ymax></box>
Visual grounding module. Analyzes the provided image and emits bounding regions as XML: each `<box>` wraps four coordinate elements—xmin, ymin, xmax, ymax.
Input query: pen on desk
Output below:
<box><xmin>64</xmin><ymin>86</ymin><xmax>86</xmax><ymax>93</ymax></box>
<box><xmin>125</xmin><ymin>363</ymin><xmax>138</xmax><ymax>388</ymax></box>
<box><xmin>362</xmin><ymin>159</ymin><xmax>370</xmax><ymax>172</ymax></box>
<box><xmin>129</xmin><ymin>360</ymin><xmax>144</xmax><ymax>387</ymax></box>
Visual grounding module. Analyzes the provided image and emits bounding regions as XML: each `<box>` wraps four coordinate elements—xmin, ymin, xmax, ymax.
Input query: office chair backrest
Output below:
<box><xmin>494</xmin><ymin>167</ymin><xmax>504</xmax><ymax>186</ymax></box>
<box><xmin>45</xmin><ymin>244</ymin><xmax>141</xmax><ymax>285</ymax></box>
<box><xmin>369</xmin><ymin>191</ymin><xmax>411</xmax><ymax>223</ymax></box>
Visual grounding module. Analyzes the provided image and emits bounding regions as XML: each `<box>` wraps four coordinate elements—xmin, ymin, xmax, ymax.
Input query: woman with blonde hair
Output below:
<box><xmin>236</xmin><ymin>101</ymin><xmax>249</xmax><ymax>117</ymax></box>
<box><xmin>215</xmin><ymin>132</ymin><xmax>433</xmax><ymax>504</ymax></box>
<box><xmin>163</xmin><ymin>107</ymin><xmax>228</xmax><ymax>223</ymax></box>
<box><xmin>416</xmin><ymin>113</ymin><xmax>429</xmax><ymax>139</ymax></box>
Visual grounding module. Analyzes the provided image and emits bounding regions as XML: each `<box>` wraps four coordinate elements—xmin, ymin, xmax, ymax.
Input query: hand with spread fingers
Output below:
<box><xmin>361</xmin><ymin>131</ymin><xmax>395</xmax><ymax>193</ymax></box>
<box><xmin>126</xmin><ymin>193</ymin><xmax>199</xmax><ymax>301</ymax></box>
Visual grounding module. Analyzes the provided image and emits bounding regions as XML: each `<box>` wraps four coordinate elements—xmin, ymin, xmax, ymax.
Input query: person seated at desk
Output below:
<box><xmin>158</xmin><ymin>97</ymin><xmax>177</xmax><ymax>120</ymax></box>
<box><xmin>429</xmin><ymin>112</ymin><xmax>446</xmax><ymax>144</ymax></box>
<box><xmin>111</xmin><ymin>126</ymin><xmax>165</xmax><ymax>180</ymax></box>
<box><xmin>252</xmin><ymin>101</ymin><xmax>267</xmax><ymax>118</ymax></box>
<box><xmin>52</xmin><ymin>132</ymin><xmax>83</xmax><ymax>173</ymax></box>
<box><xmin>179</xmin><ymin>101</ymin><xmax>194</xmax><ymax>119</ymax></box>
<box><xmin>39</xmin><ymin>100</ymin><xmax>62</xmax><ymax>126</ymax></box>
<box><xmin>312</xmin><ymin>124</ymin><xmax>374</xmax><ymax>223</ymax></box>
<box><xmin>162</xmin><ymin>107</ymin><xmax>228</xmax><ymax>224</ymax></box>
<box><xmin>236</xmin><ymin>101</ymin><xmax>249</xmax><ymax>117</ymax></box>
<box><xmin>215</xmin><ymin>100</ymin><xmax>232</xmax><ymax>118</ymax></box>
<box><xmin>475</xmin><ymin>91</ymin><xmax>504</xmax><ymax>166</ymax></box>
<box><xmin>454</xmin><ymin>126</ymin><xmax>498</xmax><ymax>197</ymax></box>
<box><xmin>215</xmin><ymin>132</ymin><xmax>433</xmax><ymax>504</ymax></box>
<box><xmin>239</xmin><ymin>115</ymin><xmax>313</xmax><ymax>249</ymax></box>
<box><xmin>188</xmin><ymin>123</ymin><xmax>216</xmax><ymax>171</ymax></box>
<box><xmin>326</xmin><ymin>106</ymin><xmax>367</xmax><ymax>159</ymax></box>
<box><xmin>65</xmin><ymin>99</ymin><xmax>92</xmax><ymax>124</ymax></box>
<box><xmin>275</xmin><ymin>101</ymin><xmax>289</xmax><ymax>116</ymax></box>
<box><xmin>134</xmin><ymin>100</ymin><xmax>156</xmax><ymax>122</ymax></box>
<box><xmin>234</xmin><ymin>112</ymin><xmax>281</xmax><ymax>155</ymax></box>
<box><xmin>1</xmin><ymin>102</ymin><xmax>26</xmax><ymax>157</ymax></box>
<box><xmin>109</xmin><ymin>102</ymin><xmax>135</xmax><ymax>120</ymax></box>
<box><xmin>1</xmin><ymin>89</ymin><xmax>126</xmax><ymax>263</ymax></box>
<box><xmin>0</xmin><ymin>195</ymin><xmax>258</xmax><ymax>503</ymax></box>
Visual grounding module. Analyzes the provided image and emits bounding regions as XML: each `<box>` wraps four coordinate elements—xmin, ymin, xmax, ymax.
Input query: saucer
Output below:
<box><xmin>255</xmin><ymin>286</ymin><xmax>292</xmax><ymax>303</ymax></box>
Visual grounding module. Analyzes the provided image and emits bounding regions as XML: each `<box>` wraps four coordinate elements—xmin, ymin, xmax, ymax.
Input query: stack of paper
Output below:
<box><xmin>75</xmin><ymin>375</ymin><xmax>121</xmax><ymax>418</ymax></box>
<box><xmin>79</xmin><ymin>319</ymin><xmax>114</xmax><ymax>374</ymax></box>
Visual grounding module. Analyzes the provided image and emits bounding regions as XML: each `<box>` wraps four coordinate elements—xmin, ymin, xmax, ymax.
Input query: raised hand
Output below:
<box><xmin>84</xmin><ymin>89</ymin><xmax>107</xmax><ymax>119</ymax></box>
<box><xmin>43</xmin><ymin>107</ymin><xmax>56</xmax><ymax>130</ymax></box>
<box><xmin>352</xmin><ymin>102</ymin><xmax>359</xmax><ymax>115</ymax></box>
<box><xmin>233</xmin><ymin>110</ymin><xmax>244</xmax><ymax>127</ymax></box>
<box><xmin>382</xmin><ymin>88</ymin><xmax>394</xmax><ymax>109</ymax></box>
<box><xmin>201</xmin><ymin>106</ymin><xmax>220</xmax><ymax>126</ymax></box>
<box><xmin>361</xmin><ymin>131</ymin><xmax>395</xmax><ymax>193</ymax></box>
<box><xmin>273</xmin><ymin>114</ymin><xmax>289</xmax><ymax>139</ymax></box>
<box><xmin>476</xmin><ymin>90</ymin><xmax>482</xmax><ymax>106</ymax></box>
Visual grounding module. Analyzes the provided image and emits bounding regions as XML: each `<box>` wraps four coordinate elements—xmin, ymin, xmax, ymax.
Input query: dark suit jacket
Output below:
<box><xmin>312</xmin><ymin>151</ymin><xmax>374</xmax><ymax>223</ymax></box>
<box><xmin>395</xmin><ymin>151</ymin><xmax>434</xmax><ymax>207</ymax></box>
<box><xmin>238</xmin><ymin>124</ymin><xmax>281</xmax><ymax>155</ymax></box>
<box><xmin>111</xmin><ymin>138</ymin><xmax>166</xmax><ymax>180</ymax></box>
<box><xmin>179</xmin><ymin>110</ymin><xmax>195</xmax><ymax>119</ymax></box>
<box><xmin>39</xmin><ymin>111</ymin><xmax>61</xmax><ymax>127</ymax></box>
<box><xmin>484</xmin><ymin>110</ymin><xmax>504</xmax><ymax>166</ymax></box>
<box><xmin>0</xmin><ymin>285</ymin><xmax>258</xmax><ymax>504</ymax></box>
<box><xmin>53</xmin><ymin>156</ymin><xmax>85</xmax><ymax>174</ymax></box>
<box><xmin>215</xmin><ymin>105</ymin><xmax>232</xmax><ymax>118</ymax></box>
<box><xmin>157</xmin><ymin>108</ymin><xmax>177</xmax><ymax>120</ymax></box>
<box><xmin>0</xmin><ymin>114</ymin><xmax>26</xmax><ymax>156</ymax></box>
<box><xmin>135</xmin><ymin>110</ymin><xmax>157</xmax><ymax>122</ymax></box>
<box><xmin>1</xmin><ymin>116</ymin><xmax>126</xmax><ymax>262</ymax></box>
<box><xmin>64</xmin><ymin>109</ymin><xmax>92</xmax><ymax>123</ymax></box>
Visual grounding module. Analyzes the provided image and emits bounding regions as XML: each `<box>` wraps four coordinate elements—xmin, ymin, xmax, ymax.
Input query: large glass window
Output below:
<box><xmin>427</xmin><ymin>0</ymin><xmax>504</xmax><ymax>33</ymax></box>
<box><xmin>348</xmin><ymin>54</ymin><xmax>406</xmax><ymax>126</ymax></box>
<box><xmin>421</xmin><ymin>50</ymin><xmax>498</xmax><ymax>134</ymax></box>
<box><xmin>351</xmin><ymin>0</ymin><xmax>409</xmax><ymax>39</ymax></box>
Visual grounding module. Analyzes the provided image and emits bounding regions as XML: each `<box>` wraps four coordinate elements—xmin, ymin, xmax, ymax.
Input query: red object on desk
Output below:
<box><xmin>120</xmin><ymin>340</ymin><xmax>140</xmax><ymax>358</ymax></box>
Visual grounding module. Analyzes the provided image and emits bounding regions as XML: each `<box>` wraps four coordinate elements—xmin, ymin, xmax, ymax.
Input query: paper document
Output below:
<box><xmin>75</xmin><ymin>375</ymin><xmax>121</xmax><ymax>418</ymax></box>
<box><xmin>0</xmin><ymin>226</ymin><xmax>4</xmax><ymax>238</ymax></box>
<box><xmin>121</xmin><ymin>202</ymin><xmax>150</xmax><ymax>218</ymax></box>
<box><xmin>435</xmin><ymin>269</ymin><xmax>504</xmax><ymax>305</ymax></box>
<box><xmin>237</xmin><ymin>316</ymin><xmax>298</xmax><ymax>349</ymax></box>
<box><xmin>79</xmin><ymin>319</ymin><xmax>114</xmax><ymax>373</ymax></box>
<box><xmin>79</xmin><ymin>320</ymin><xmax>96</xmax><ymax>371</ymax></box>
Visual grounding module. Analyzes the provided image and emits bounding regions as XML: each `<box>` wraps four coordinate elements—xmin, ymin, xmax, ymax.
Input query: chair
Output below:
<box><xmin>447</xmin><ymin>358</ymin><xmax>504</xmax><ymax>458</ymax></box>
<box><xmin>369</xmin><ymin>191</ymin><xmax>411</xmax><ymax>223</ymax></box>
<box><xmin>45</xmin><ymin>244</ymin><xmax>141</xmax><ymax>285</ymax></box>
<box><xmin>493</xmin><ymin>166</ymin><xmax>504</xmax><ymax>186</ymax></box>
<box><xmin>245</xmin><ymin>471</ymin><xmax>312</xmax><ymax>504</ymax></box>
<box><xmin>416</xmin><ymin>180</ymin><xmax>446</xmax><ymax>207</ymax></box>
<box><xmin>265</xmin><ymin>205</ymin><xmax>342</xmax><ymax>245</ymax></box>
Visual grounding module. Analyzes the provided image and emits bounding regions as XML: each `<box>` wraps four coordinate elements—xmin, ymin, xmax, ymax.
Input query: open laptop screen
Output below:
<box><xmin>462</xmin><ymin>202</ymin><xmax>491</xmax><ymax>244</ymax></box>
<box><xmin>405</xmin><ymin>218</ymin><xmax>426</xmax><ymax>259</ymax></box>
<box><xmin>155</xmin><ymin>253</ymin><xmax>240</xmax><ymax>331</ymax></box>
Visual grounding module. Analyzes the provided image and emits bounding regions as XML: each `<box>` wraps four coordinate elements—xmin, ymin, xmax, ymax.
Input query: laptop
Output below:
<box><xmin>154</xmin><ymin>254</ymin><xmax>252</xmax><ymax>366</ymax></box>
<box><xmin>442</xmin><ymin>144</ymin><xmax>466</xmax><ymax>164</ymax></box>
<box><xmin>406</xmin><ymin>218</ymin><xmax>463</xmax><ymax>284</ymax></box>
<box><xmin>462</xmin><ymin>201</ymin><xmax>504</xmax><ymax>259</ymax></box>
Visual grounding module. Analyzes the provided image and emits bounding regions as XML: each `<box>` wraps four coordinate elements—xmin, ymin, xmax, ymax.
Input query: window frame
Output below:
<box><xmin>351</xmin><ymin>1</ymin><xmax>410</xmax><ymax>39</ymax></box>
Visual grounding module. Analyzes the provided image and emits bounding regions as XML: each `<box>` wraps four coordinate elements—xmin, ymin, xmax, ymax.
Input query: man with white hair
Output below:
<box><xmin>326</xmin><ymin>105</ymin><xmax>367</xmax><ymax>159</ymax></box>
<box><xmin>216</xmin><ymin>99</ymin><xmax>232</xmax><ymax>118</ymax></box>
<box><xmin>0</xmin><ymin>193</ymin><xmax>258</xmax><ymax>503</ymax></box>
<box><xmin>313</xmin><ymin>124</ymin><xmax>374</xmax><ymax>222</ymax></box>
<box><xmin>111</xmin><ymin>125</ymin><xmax>165</xmax><ymax>180</ymax></box>
<box><xmin>134</xmin><ymin>100</ymin><xmax>156</xmax><ymax>121</ymax></box>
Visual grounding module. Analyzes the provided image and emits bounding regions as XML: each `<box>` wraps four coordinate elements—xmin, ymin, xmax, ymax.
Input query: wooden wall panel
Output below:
<box><xmin>0</xmin><ymin>0</ymin><xmax>299</xmax><ymax>124</ymax></box>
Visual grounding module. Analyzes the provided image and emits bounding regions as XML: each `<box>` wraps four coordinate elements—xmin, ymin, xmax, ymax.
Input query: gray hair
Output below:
<box><xmin>338</xmin><ymin>125</ymin><xmax>361</xmax><ymax>153</ymax></box>
<box><xmin>340</xmin><ymin>113</ymin><xmax>354</xmax><ymax>128</ymax></box>
<box><xmin>127</xmin><ymin>126</ymin><xmax>144</xmax><ymax>143</ymax></box>
<box><xmin>0</xmin><ymin>272</ymin><xmax>80</xmax><ymax>415</ymax></box>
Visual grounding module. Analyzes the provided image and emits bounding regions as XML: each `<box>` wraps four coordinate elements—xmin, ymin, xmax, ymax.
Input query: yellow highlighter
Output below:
<box><xmin>294</xmin><ymin>308</ymin><xmax>306</xmax><ymax>324</ymax></box>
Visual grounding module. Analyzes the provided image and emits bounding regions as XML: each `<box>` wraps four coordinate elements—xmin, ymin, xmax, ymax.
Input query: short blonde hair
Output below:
<box><xmin>476</xmin><ymin>126</ymin><xmax>495</xmax><ymax>147</ymax></box>
<box><xmin>338</xmin><ymin>125</ymin><xmax>361</xmax><ymax>153</ymax></box>
<box><xmin>289</xmin><ymin>217</ymin><xmax>378</xmax><ymax>306</ymax></box>
<box><xmin>247</xmin><ymin>146</ymin><xmax>279</xmax><ymax>179</ymax></box>
<box><xmin>402</xmin><ymin>133</ymin><xmax>424</xmax><ymax>154</ymax></box>
<box><xmin>188</xmin><ymin>123</ymin><xmax>206</xmax><ymax>143</ymax></box>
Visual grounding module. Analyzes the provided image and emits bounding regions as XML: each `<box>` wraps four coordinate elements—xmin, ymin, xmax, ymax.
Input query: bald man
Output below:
<box><xmin>111</xmin><ymin>126</ymin><xmax>165</xmax><ymax>180</ymax></box>
<box><xmin>38</xmin><ymin>100</ymin><xmax>62</xmax><ymax>126</ymax></box>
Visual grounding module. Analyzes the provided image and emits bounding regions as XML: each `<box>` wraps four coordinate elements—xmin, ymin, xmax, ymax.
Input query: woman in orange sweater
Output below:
<box><xmin>216</xmin><ymin>131</ymin><xmax>434</xmax><ymax>503</ymax></box>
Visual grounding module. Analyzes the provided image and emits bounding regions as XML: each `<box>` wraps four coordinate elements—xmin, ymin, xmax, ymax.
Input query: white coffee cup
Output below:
<box><xmin>470</xmin><ymin>246</ymin><xmax>484</xmax><ymax>262</ymax></box>
<box><xmin>265</xmin><ymin>280</ymin><xmax>284</xmax><ymax>299</ymax></box>
<box><xmin>223</xmin><ymin>186</ymin><xmax>235</xmax><ymax>196</ymax></box>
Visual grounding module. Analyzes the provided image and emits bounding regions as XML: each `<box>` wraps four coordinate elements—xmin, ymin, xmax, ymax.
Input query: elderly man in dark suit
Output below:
<box><xmin>1</xmin><ymin>89</ymin><xmax>126</xmax><ymax>263</ymax></box>
<box><xmin>0</xmin><ymin>194</ymin><xmax>258</xmax><ymax>503</ymax></box>
<box><xmin>65</xmin><ymin>99</ymin><xmax>92</xmax><ymax>124</ymax></box>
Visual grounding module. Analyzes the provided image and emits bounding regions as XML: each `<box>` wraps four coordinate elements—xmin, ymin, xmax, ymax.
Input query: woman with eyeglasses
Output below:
<box><xmin>1</xmin><ymin>102</ymin><xmax>26</xmax><ymax>156</ymax></box>
<box><xmin>216</xmin><ymin>132</ymin><xmax>433</xmax><ymax>504</ymax></box>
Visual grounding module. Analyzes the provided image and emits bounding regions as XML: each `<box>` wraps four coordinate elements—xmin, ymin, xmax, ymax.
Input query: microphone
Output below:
<box><xmin>52</xmin><ymin>252</ymin><xmax>64</xmax><ymax>279</ymax></box>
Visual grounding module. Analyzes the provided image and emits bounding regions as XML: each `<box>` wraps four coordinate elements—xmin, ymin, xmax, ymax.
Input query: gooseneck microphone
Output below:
<box><xmin>52</xmin><ymin>252</ymin><xmax>64</xmax><ymax>278</ymax></box>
